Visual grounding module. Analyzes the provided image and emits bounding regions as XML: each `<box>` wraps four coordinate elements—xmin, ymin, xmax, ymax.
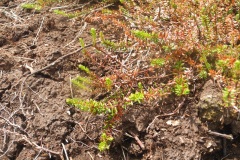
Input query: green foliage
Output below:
<box><xmin>170</xmin><ymin>0</ymin><xmax>177</xmax><ymax>10</ymax></box>
<box><xmin>119</xmin><ymin>0</ymin><xmax>125</xmax><ymax>3</ymax></box>
<box><xmin>100</xmin><ymin>31</ymin><xmax>117</xmax><ymax>49</ymax></box>
<box><xmin>66</xmin><ymin>93</ymin><xmax>118</xmax><ymax>152</ymax></box>
<box><xmin>132</xmin><ymin>29</ymin><xmax>152</xmax><ymax>40</ymax></box>
<box><xmin>36</xmin><ymin>0</ymin><xmax>63</xmax><ymax>6</ymax></box>
<box><xmin>235</xmin><ymin>14</ymin><xmax>240</xmax><ymax>22</ymax></box>
<box><xmin>200</xmin><ymin>54</ymin><xmax>212</xmax><ymax>71</ymax></box>
<box><xmin>216</xmin><ymin>59</ymin><xmax>230</xmax><ymax>74</ymax></box>
<box><xmin>174</xmin><ymin>61</ymin><xmax>185</xmax><ymax>72</ymax></box>
<box><xmin>162</xmin><ymin>43</ymin><xmax>176</xmax><ymax>53</ymax></box>
<box><xmin>222</xmin><ymin>88</ymin><xmax>236</xmax><ymax>107</ymax></box>
<box><xmin>90</xmin><ymin>28</ymin><xmax>97</xmax><ymax>46</ymax></box>
<box><xmin>98</xmin><ymin>132</ymin><xmax>113</xmax><ymax>151</ymax></box>
<box><xmin>66</xmin><ymin>98</ymin><xmax>117</xmax><ymax>117</ymax></box>
<box><xmin>71</xmin><ymin>76</ymin><xmax>92</xmax><ymax>91</ymax></box>
<box><xmin>103</xmin><ymin>40</ymin><xmax>117</xmax><ymax>49</ymax></box>
<box><xmin>105</xmin><ymin>77</ymin><xmax>113</xmax><ymax>91</ymax></box>
<box><xmin>232</xmin><ymin>60</ymin><xmax>240</xmax><ymax>79</ymax></box>
<box><xmin>65</xmin><ymin>0</ymin><xmax>239</xmax><ymax>152</ymax></box>
<box><xmin>119</xmin><ymin>6</ymin><xmax>130</xmax><ymax>16</ymax></box>
<box><xmin>79</xmin><ymin>38</ymin><xmax>86</xmax><ymax>53</ymax></box>
<box><xmin>132</xmin><ymin>30</ymin><xmax>158</xmax><ymax>43</ymax></box>
<box><xmin>128</xmin><ymin>91</ymin><xmax>144</xmax><ymax>104</ymax></box>
<box><xmin>21</xmin><ymin>3</ymin><xmax>42</xmax><ymax>11</ymax></box>
<box><xmin>102</xmin><ymin>0</ymin><xmax>119</xmax><ymax>3</ymax></box>
<box><xmin>151</xmin><ymin>58</ymin><xmax>165</xmax><ymax>67</ymax></box>
<box><xmin>78</xmin><ymin>65</ymin><xmax>90</xmax><ymax>74</ymax></box>
<box><xmin>53</xmin><ymin>9</ymin><xmax>78</xmax><ymax>18</ymax></box>
<box><xmin>66</xmin><ymin>98</ymin><xmax>91</xmax><ymax>112</ymax></box>
<box><xmin>198</xmin><ymin>70</ymin><xmax>208</xmax><ymax>79</ymax></box>
<box><xmin>201</xmin><ymin>11</ymin><xmax>210</xmax><ymax>31</ymax></box>
<box><xmin>174</xmin><ymin>77</ymin><xmax>190</xmax><ymax>96</ymax></box>
<box><xmin>138</xmin><ymin>82</ymin><xmax>143</xmax><ymax>91</ymax></box>
<box><xmin>102</xmin><ymin>9</ymin><xmax>113</xmax><ymax>14</ymax></box>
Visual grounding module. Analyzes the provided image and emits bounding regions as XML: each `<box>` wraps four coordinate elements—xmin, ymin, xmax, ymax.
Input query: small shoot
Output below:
<box><xmin>223</xmin><ymin>88</ymin><xmax>236</xmax><ymax>107</ymax></box>
<box><xmin>21</xmin><ymin>3</ymin><xmax>42</xmax><ymax>11</ymax></box>
<box><xmin>200</xmin><ymin>54</ymin><xmax>212</xmax><ymax>71</ymax></box>
<box><xmin>98</xmin><ymin>132</ymin><xmax>114</xmax><ymax>152</ymax></box>
<box><xmin>138</xmin><ymin>82</ymin><xmax>143</xmax><ymax>92</ymax></box>
<box><xmin>100</xmin><ymin>31</ymin><xmax>117</xmax><ymax>49</ymax></box>
<box><xmin>71</xmin><ymin>76</ymin><xmax>92</xmax><ymax>91</ymax></box>
<box><xmin>198</xmin><ymin>70</ymin><xmax>208</xmax><ymax>79</ymax></box>
<box><xmin>66</xmin><ymin>98</ymin><xmax>110</xmax><ymax>115</ymax></box>
<box><xmin>90</xmin><ymin>28</ymin><xmax>97</xmax><ymax>46</ymax></box>
<box><xmin>79</xmin><ymin>38</ymin><xmax>86</xmax><ymax>54</ymax></box>
<box><xmin>128</xmin><ymin>91</ymin><xmax>144</xmax><ymax>104</ymax></box>
<box><xmin>78</xmin><ymin>64</ymin><xmax>90</xmax><ymax>74</ymax></box>
<box><xmin>232</xmin><ymin>60</ymin><xmax>240</xmax><ymax>79</ymax></box>
<box><xmin>66</xmin><ymin>98</ymin><xmax>90</xmax><ymax>112</ymax></box>
<box><xmin>102</xmin><ymin>8</ymin><xmax>113</xmax><ymax>14</ymax></box>
<box><xmin>174</xmin><ymin>76</ymin><xmax>190</xmax><ymax>96</ymax></box>
<box><xmin>216</xmin><ymin>59</ymin><xmax>230</xmax><ymax>75</ymax></box>
<box><xmin>174</xmin><ymin>61</ymin><xmax>185</xmax><ymax>73</ymax></box>
<box><xmin>162</xmin><ymin>43</ymin><xmax>177</xmax><ymax>53</ymax></box>
<box><xmin>151</xmin><ymin>58</ymin><xmax>165</xmax><ymax>67</ymax></box>
<box><xmin>53</xmin><ymin>9</ymin><xmax>79</xmax><ymax>18</ymax></box>
<box><xmin>105</xmin><ymin>77</ymin><xmax>113</xmax><ymax>91</ymax></box>
<box><xmin>132</xmin><ymin>30</ymin><xmax>158</xmax><ymax>43</ymax></box>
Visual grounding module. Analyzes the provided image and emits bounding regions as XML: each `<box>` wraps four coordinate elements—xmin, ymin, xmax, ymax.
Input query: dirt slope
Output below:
<box><xmin>0</xmin><ymin>1</ymin><xmax>240</xmax><ymax>160</ymax></box>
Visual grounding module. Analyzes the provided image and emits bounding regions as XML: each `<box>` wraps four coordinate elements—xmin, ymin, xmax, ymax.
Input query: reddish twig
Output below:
<box><xmin>128</xmin><ymin>131</ymin><xmax>145</xmax><ymax>150</ymax></box>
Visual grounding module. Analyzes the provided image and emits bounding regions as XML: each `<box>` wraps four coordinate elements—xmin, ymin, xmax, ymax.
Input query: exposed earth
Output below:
<box><xmin>0</xmin><ymin>1</ymin><xmax>240</xmax><ymax>160</ymax></box>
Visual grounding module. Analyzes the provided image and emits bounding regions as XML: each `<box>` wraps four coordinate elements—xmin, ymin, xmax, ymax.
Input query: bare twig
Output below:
<box><xmin>69</xmin><ymin>137</ymin><xmax>97</xmax><ymax>150</ymax></box>
<box><xmin>221</xmin><ymin>153</ymin><xmax>231</xmax><ymax>160</ymax></box>
<box><xmin>33</xmin><ymin>100</ymin><xmax>45</xmax><ymax>116</ymax></box>
<box><xmin>128</xmin><ymin>131</ymin><xmax>145</xmax><ymax>150</ymax></box>
<box><xmin>208</xmin><ymin>130</ymin><xmax>233</xmax><ymax>140</ymax></box>
<box><xmin>146</xmin><ymin>98</ymin><xmax>186</xmax><ymax>132</ymax></box>
<box><xmin>87</xmin><ymin>151</ymin><xmax>94</xmax><ymax>160</ymax></box>
<box><xmin>1</xmin><ymin>129</ymin><xmax>61</xmax><ymax>155</ymax></box>
<box><xmin>0</xmin><ymin>116</ymin><xmax>28</xmax><ymax>136</ymax></box>
<box><xmin>124</xmin><ymin>132</ymin><xmax>133</xmax><ymax>138</ymax></box>
<box><xmin>23</xmin><ymin>43</ymin><xmax>93</xmax><ymax>78</ymax></box>
<box><xmin>33</xmin><ymin>149</ymin><xmax>42</xmax><ymax>160</ymax></box>
<box><xmin>1</xmin><ymin>9</ymin><xmax>24</xmax><ymax>22</ymax></box>
<box><xmin>61</xmin><ymin>143</ymin><xmax>69</xmax><ymax>160</ymax></box>
<box><xmin>63</xmin><ymin>22</ymin><xmax>87</xmax><ymax>48</ymax></box>
<box><xmin>32</xmin><ymin>17</ymin><xmax>45</xmax><ymax>46</ymax></box>
<box><xmin>121</xmin><ymin>146</ymin><xmax>127</xmax><ymax>160</ymax></box>
<box><xmin>0</xmin><ymin>128</ymin><xmax>14</xmax><ymax>159</ymax></box>
<box><xmin>24</xmin><ymin>64</ymin><xmax>34</xmax><ymax>74</ymax></box>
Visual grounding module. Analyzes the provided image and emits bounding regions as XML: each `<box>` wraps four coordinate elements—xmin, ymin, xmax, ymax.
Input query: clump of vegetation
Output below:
<box><xmin>53</xmin><ymin>9</ymin><xmax>79</xmax><ymax>18</ymax></box>
<box><xmin>62</xmin><ymin>0</ymin><xmax>240</xmax><ymax>151</ymax></box>
<box><xmin>21</xmin><ymin>3</ymin><xmax>42</xmax><ymax>11</ymax></box>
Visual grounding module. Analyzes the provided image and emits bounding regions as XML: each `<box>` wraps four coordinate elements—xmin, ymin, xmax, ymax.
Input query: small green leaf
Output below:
<box><xmin>78</xmin><ymin>65</ymin><xmax>90</xmax><ymax>74</ymax></box>
<box><xmin>90</xmin><ymin>28</ymin><xmax>97</xmax><ymax>45</ymax></box>
<box><xmin>105</xmin><ymin>77</ymin><xmax>113</xmax><ymax>91</ymax></box>
<box><xmin>129</xmin><ymin>91</ymin><xmax>144</xmax><ymax>104</ymax></box>
<box><xmin>151</xmin><ymin>58</ymin><xmax>165</xmax><ymax>67</ymax></box>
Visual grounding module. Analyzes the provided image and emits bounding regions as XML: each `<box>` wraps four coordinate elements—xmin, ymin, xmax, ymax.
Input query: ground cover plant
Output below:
<box><xmin>66</xmin><ymin>0</ymin><xmax>240</xmax><ymax>151</ymax></box>
<box><xmin>0</xmin><ymin>0</ymin><xmax>239</xmax><ymax>159</ymax></box>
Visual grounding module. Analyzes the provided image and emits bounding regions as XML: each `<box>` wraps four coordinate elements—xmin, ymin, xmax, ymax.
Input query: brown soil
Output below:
<box><xmin>0</xmin><ymin>1</ymin><xmax>240</xmax><ymax>160</ymax></box>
